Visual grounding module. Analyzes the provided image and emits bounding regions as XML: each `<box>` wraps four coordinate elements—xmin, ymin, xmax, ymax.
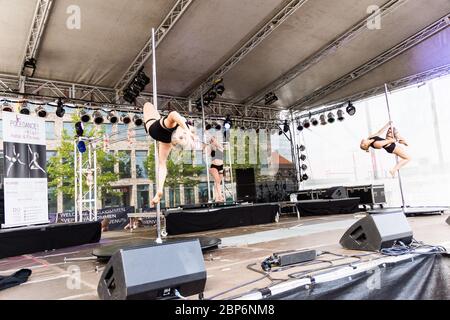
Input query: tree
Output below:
<box><xmin>144</xmin><ymin>146</ymin><xmax>204</xmax><ymax>191</ymax></box>
<box><xmin>47</xmin><ymin>115</ymin><xmax>122</xmax><ymax>209</ymax></box>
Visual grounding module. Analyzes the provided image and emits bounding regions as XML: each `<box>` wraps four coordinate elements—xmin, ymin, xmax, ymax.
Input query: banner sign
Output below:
<box><xmin>49</xmin><ymin>206</ymin><xmax>157</xmax><ymax>231</ymax></box>
<box><xmin>2</xmin><ymin>112</ymin><xmax>48</xmax><ymax>228</ymax></box>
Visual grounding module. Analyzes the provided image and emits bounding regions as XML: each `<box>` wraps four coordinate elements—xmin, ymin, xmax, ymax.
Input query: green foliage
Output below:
<box><xmin>144</xmin><ymin>146</ymin><xmax>203</xmax><ymax>189</ymax></box>
<box><xmin>47</xmin><ymin>114</ymin><xmax>122</xmax><ymax>202</ymax></box>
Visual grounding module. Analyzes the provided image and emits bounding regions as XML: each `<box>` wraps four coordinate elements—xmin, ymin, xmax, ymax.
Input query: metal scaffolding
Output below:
<box><xmin>243</xmin><ymin>0</ymin><xmax>409</xmax><ymax>106</ymax></box>
<box><xmin>289</xmin><ymin>13</ymin><xmax>450</xmax><ymax>111</ymax></box>
<box><xmin>188</xmin><ymin>0</ymin><xmax>308</xmax><ymax>99</ymax></box>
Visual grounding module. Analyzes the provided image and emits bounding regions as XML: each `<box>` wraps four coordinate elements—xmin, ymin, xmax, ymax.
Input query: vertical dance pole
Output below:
<box><xmin>200</xmin><ymin>92</ymin><xmax>212</xmax><ymax>202</ymax></box>
<box><xmin>152</xmin><ymin>28</ymin><xmax>162</xmax><ymax>244</ymax></box>
<box><xmin>384</xmin><ymin>83</ymin><xmax>406</xmax><ymax>212</ymax></box>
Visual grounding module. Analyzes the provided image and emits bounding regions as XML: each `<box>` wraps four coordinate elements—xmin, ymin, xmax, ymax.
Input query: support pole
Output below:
<box><xmin>74</xmin><ymin>140</ymin><xmax>78</xmax><ymax>222</ymax></box>
<box><xmin>290</xmin><ymin>111</ymin><xmax>301</xmax><ymax>191</ymax></box>
<box><xmin>151</xmin><ymin>28</ymin><xmax>162</xmax><ymax>244</ymax></box>
<box><xmin>201</xmin><ymin>93</ymin><xmax>212</xmax><ymax>202</ymax></box>
<box><xmin>383</xmin><ymin>84</ymin><xmax>406</xmax><ymax>212</ymax></box>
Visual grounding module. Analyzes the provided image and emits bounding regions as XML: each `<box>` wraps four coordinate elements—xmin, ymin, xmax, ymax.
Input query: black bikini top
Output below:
<box><xmin>369</xmin><ymin>136</ymin><xmax>384</xmax><ymax>148</ymax></box>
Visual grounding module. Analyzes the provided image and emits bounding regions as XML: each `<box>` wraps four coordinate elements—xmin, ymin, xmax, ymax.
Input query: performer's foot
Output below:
<box><xmin>389</xmin><ymin>169</ymin><xmax>397</xmax><ymax>178</ymax></box>
<box><xmin>151</xmin><ymin>191</ymin><xmax>163</xmax><ymax>206</ymax></box>
<box><xmin>398</xmin><ymin>139</ymin><xmax>408</xmax><ymax>146</ymax></box>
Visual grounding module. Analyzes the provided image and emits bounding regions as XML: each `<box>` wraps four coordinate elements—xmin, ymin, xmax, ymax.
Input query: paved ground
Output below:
<box><xmin>0</xmin><ymin>212</ymin><xmax>449</xmax><ymax>300</ymax></box>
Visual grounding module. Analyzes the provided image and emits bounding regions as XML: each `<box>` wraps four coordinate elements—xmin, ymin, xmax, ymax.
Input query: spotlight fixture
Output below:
<box><xmin>300</xmin><ymin>154</ymin><xmax>307</xmax><ymax>161</ymax></box>
<box><xmin>311</xmin><ymin>118</ymin><xmax>319</xmax><ymax>126</ymax></box>
<box><xmin>215</xmin><ymin>123</ymin><xmax>222</xmax><ymax>130</ymax></box>
<box><xmin>240</xmin><ymin>122</ymin><xmax>246</xmax><ymax>131</ymax></box>
<box><xmin>297</xmin><ymin>122</ymin><xmax>304</xmax><ymax>131</ymax></box>
<box><xmin>79</xmin><ymin>110</ymin><xmax>91</xmax><ymax>123</ymax></box>
<box><xmin>195</xmin><ymin>99</ymin><xmax>202</xmax><ymax>111</ymax></box>
<box><xmin>278</xmin><ymin>129</ymin><xmax>283</xmax><ymax>135</ymax></box>
<box><xmin>302</xmin><ymin>174</ymin><xmax>309</xmax><ymax>181</ymax></box>
<box><xmin>301</xmin><ymin>164</ymin><xmax>308</xmax><ymax>171</ymax></box>
<box><xmin>93</xmin><ymin>110</ymin><xmax>104</xmax><ymax>125</ymax></box>
<box><xmin>337</xmin><ymin>109</ymin><xmax>345</xmax><ymax>121</ymax></box>
<box><xmin>320</xmin><ymin>114</ymin><xmax>327</xmax><ymax>125</ymax></box>
<box><xmin>283</xmin><ymin>120</ymin><xmax>289</xmax><ymax>133</ymax></box>
<box><xmin>327</xmin><ymin>112</ymin><xmax>335</xmax><ymax>124</ymax></box>
<box><xmin>2</xmin><ymin>102</ymin><xmax>13</xmax><ymax>112</ymax></box>
<box><xmin>205</xmin><ymin>123</ymin><xmax>212</xmax><ymax>131</ymax></box>
<box><xmin>299</xmin><ymin>145</ymin><xmax>306</xmax><ymax>152</ymax></box>
<box><xmin>120</xmin><ymin>113</ymin><xmax>131</xmax><ymax>124</ymax></box>
<box><xmin>346</xmin><ymin>101</ymin><xmax>356</xmax><ymax>116</ymax></box>
<box><xmin>207</xmin><ymin>91</ymin><xmax>217</xmax><ymax>101</ymax></box>
<box><xmin>75</xmin><ymin>121</ymin><xmax>84</xmax><ymax>137</ymax></box>
<box><xmin>265</xmin><ymin>92</ymin><xmax>278</xmax><ymax>106</ymax></box>
<box><xmin>107</xmin><ymin>111</ymin><xmax>118</xmax><ymax>124</ymax></box>
<box><xmin>19</xmin><ymin>105</ymin><xmax>30</xmax><ymax>115</ymax></box>
<box><xmin>123</xmin><ymin>68</ymin><xmax>150</xmax><ymax>104</ymax></box>
<box><xmin>22</xmin><ymin>58</ymin><xmax>37</xmax><ymax>77</ymax></box>
<box><xmin>214</xmin><ymin>79</ymin><xmax>225</xmax><ymax>95</ymax></box>
<box><xmin>77</xmin><ymin>141</ymin><xmax>86</xmax><ymax>153</ymax></box>
<box><xmin>133</xmin><ymin>115</ymin><xmax>143</xmax><ymax>126</ymax></box>
<box><xmin>55</xmin><ymin>99</ymin><xmax>65</xmax><ymax>118</ymax></box>
<box><xmin>35</xmin><ymin>106</ymin><xmax>47</xmax><ymax>118</ymax></box>
<box><xmin>223</xmin><ymin>115</ymin><xmax>232</xmax><ymax>130</ymax></box>
<box><xmin>302</xmin><ymin>119</ymin><xmax>311</xmax><ymax>129</ymax></box>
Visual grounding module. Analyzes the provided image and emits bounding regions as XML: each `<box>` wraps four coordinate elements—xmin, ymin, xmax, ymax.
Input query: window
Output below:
<box><xmin>103</xmin><ymin>123</ymin><xmax>113</xmax><ymax>137</ymax></box>
<box><xmin>135</xmin><ymin>150</ymin><xmax>148</xmax><ymax>178</ymax></box>
<box><xmin>117</xmin><ymin>124</ymin><xmax>128</xmax><ymax>141</ymax></box>
<box><xmin>168</xmin><ymin>186</ymin><xmax>181</xmax><ymax>208</ymax></box>
<box><xmin>118</xmin><ymin>151</ymin><xmax>131</xmax><ymax>179</ymax></box>
<box><xmin>101</xmin><ymin>151</ymin><xmax>115</xmax><ymax>174</ymax></box>
<box><xmin>135</xmin><ymin>127</ymin><xmax>148</xmax><ymax>141</ymax></box>
<box><xmin>46</xmin><ymin>121</ymin><xmax>55</xmax><ymax>140</ymax></box>
<box><xmin>63</xmin><ymin>122</ymin><xmax>75</xmax><ymax>137</ymax></box>
<box><xmin>184</xmin><ymin>186</ymin><xmax>195</xmax><ymax>205</ymax></box>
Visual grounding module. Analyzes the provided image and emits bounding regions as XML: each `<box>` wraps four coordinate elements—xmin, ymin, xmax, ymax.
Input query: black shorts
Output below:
<box><xmin>145</xmin><ymin>115</ymin><xmax>178</xmax><ymax>143</ymax></box>
<box><xmin>383</xmin><ymin>143</ymin><xmax>396</xmax><ymax>154</ymax></box>
<box><xmin>211</xmin><ymin>164</ymin><xmax>224</xmax><ymax>174</ymax></box>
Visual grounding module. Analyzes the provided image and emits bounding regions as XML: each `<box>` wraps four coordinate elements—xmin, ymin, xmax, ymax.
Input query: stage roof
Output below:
<box><xmin>0</xmin><ymin>0</ymin><xmax>449</xmax><ymax>115</ymax></box>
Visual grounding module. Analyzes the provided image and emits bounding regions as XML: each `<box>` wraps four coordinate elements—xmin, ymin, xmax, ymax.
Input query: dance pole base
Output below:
<box><xmin>92</xmin><ymin>237</ymin><xmax>221</xmax><ymax>261</ymax></box>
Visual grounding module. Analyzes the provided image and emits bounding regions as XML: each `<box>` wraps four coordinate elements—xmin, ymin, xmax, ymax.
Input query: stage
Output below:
<box><xmin>0</xmin><ymin>212</ymin><xmax>449</xmax><ymax>300</ymax></box>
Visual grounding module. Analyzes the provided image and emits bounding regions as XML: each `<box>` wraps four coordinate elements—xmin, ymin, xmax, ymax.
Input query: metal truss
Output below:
<box><xmin>289</xmin><ymin>13</ymin><xmax>450</xmax><ymax>111</ymax></box>
<box><xmin>0</xmin><ymin>74</ymin><xmax>280</xmax><ymax>120</ymax></box>
<box><xmin>114</xmin><ymin>0</ymin><xmax>194</xmax><ymax>91</ymax></box>
<box><xmin>188</xmin><ymin>0</ymin><xmax>308</xmax><ymax>99</ymax></box>
<box><xmin>293</xmin><ymin>63</ymin><xmax>450</xmax><ymax>119</ymax></box>
<box><xmin>19</xmin><ymin>0</ymin><xmax>53</xmax><ymax>75</ymax></box>
<box><xmin>244</xmin><ymin>0</ymin><xmax>408</xmax><ymax>106</ymax></box>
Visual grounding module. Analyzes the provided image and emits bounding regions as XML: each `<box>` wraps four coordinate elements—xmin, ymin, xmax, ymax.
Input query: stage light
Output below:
<box><xmin>320</xmin><ymin>114</ymin><xmax>327</xmax><ymax>125</ymax></box>
<box><xmin>297</xmin><ymin>122</ymin><xmax>304</xmax><ymax>131</ymax></box>
<box><xmin>302</xmin><ymin>119</ymin><xmax>310</xmax><ymax>129</ymax></box>
<box><xmin>301</xmin><ymin>164</ymin><xmax>308</xmax><ymax>171</ymax></box>
<box><xmin>265</xmin><ymin>92</ymin><xmax>278</xmax><ymax>105</ymax></box>
<box><xmin>311</xmin><ymin>118</ymin><xmax>319</xmax><ymax>126</ymax></box>
<box><xmin>107</xmin><ymin>111</ymin><xmax>118</xmax><ymax>124</ymax></box>
<box><xmin>346</xmin><ymin>102</ymin><xmax>356</xmax><ymax>116</ymax></box>
<box><xmin>19</xmin><ymin>105</ymin><xmax>30</xmax><ymax>115</ymax></box>
<box><xmin>35</xmin><ymin>106</ymin><xmax>47</xmax><ymax>118</ymax></box>
<box><xmin>79</xmin><ymin>110</ymin><xmax>91</xmax><ymax>123</ymax></box>
<box><xmin>205</xmin><ymin>123</ymin><xmax>212</xmax><ymax>131</ymax></box>
<box><xmin>327</xmin><ymin>112</ymin><xmax>335</xmax><ymax>124</ymax></box>
<box><xmin>93</xmin><ymin>110</ymin><xmax>104</xmax><ymax>125</ymax></box>
<box><xmin>300</xmin><ymin>154</ymin><xmax>307</xmax><ymax>161</ymax></box>
<box><xmin>120</xmin><ymin>113</ymin><xmax>131</xmax><ymax>124</ymax></box>
<box><xmin>223</xmin><ymin>115</ymin><xmax>232</xmax><ymax>130</ymax></box>
<box><xmin>215</xmin><ymin>123</ymin><xmax>222</xmax><ymax>130</ymax></box>
<box><xmin>255</xmin><ymin>127</ymin><xmax>260</xmax><ymax>133</ymax></box>
<box><xmin>123</xmin><ymin>88</ymin><xmax>137</xmax><ymax>104</ymax></box>
<box><xmin>278</xmin><ymin>129</ymin><xmax>283</xmax><ymax>135</ymax></box>
<box><xmin>207</xmin><ymin>91</ymin><xmax>217</xmax><ymax>101</ymax></box>
<box><xmin>1</xmin><ymin>102</ymin><xmax>12</xmax><ymax>112</ymax></box>
<box><xmin>214</xmin><ymin>80</ymin><xmax>225</xmax><ymax>95</ymax></box>
<box><xmin>22</xmin><ymin>58</ymin><xmax>36</xmax><ymax>77</ymax></box>
<box><xmin>302</xmin><ymin>174</ymin><xmax>309</xmax><ymax>181</ymax></box>
<box><xmin>133</xmin><ymin>115</ymin><xmax>143</xmax><ymax>126</ymax></box>
<box><xmin>299</xmin><ymin>145</ymin><xmax>306</xmax><ymax>152</ymax></box>
<box><xmin>337</xmin><ymin>109</ymin><xmax>345</xmax><ymax>121</ymax></box>
<box><xmin>55</xmin><ymin>99</ymin><xmax>65</xmax><ymax>118</ymax></box>
<box><xmin>283</xmin><ymin>120</ymin><xmax>289</xmax><ymax>133</ymax></box>
<box><xmin>77</xmin><ymin>140</ymin><xmax>86</xmax><ymax>153</ymax></box>
<box><xmin>195</xmin><ymin>99</ymin><xmax>202</xmax><ymax>111</ymax></box>
<box><xmin>75</xmin><ymin>121</ymin><xmax>84</xmax><ymax>137</ymax></box>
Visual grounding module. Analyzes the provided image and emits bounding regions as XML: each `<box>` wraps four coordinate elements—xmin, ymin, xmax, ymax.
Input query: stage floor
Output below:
<box><xmin>0</xmin><ymin>212</ymin><xmax>449</xmax><ymax>300</ymax></box>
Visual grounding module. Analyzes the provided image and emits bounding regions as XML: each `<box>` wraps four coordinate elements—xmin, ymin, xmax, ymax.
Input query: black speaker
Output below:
<box><xmin>340</xmin><ymin>212</ymin><xmax>413</xmax><ymax>251</ymax></box>
<box><xmin>325</xmin><ymin>186</ymin><xmax>348</xmax><ymax>199</ymax></box>
<box><xmin>97</xmin><ymin>239</ymin><xmax>207</xmax><ymax>300</ymax></box>
<box><xmin>236</xmin><ymin>168</ymin><xmax>256</xmax><ymax>202</ymax></box>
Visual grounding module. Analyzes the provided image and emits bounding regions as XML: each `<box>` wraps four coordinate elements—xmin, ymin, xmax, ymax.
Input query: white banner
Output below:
<box><xmin>2</xmin><ymin>112</ymin><xmax>49</xmax><ymax>228</ymax></box>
